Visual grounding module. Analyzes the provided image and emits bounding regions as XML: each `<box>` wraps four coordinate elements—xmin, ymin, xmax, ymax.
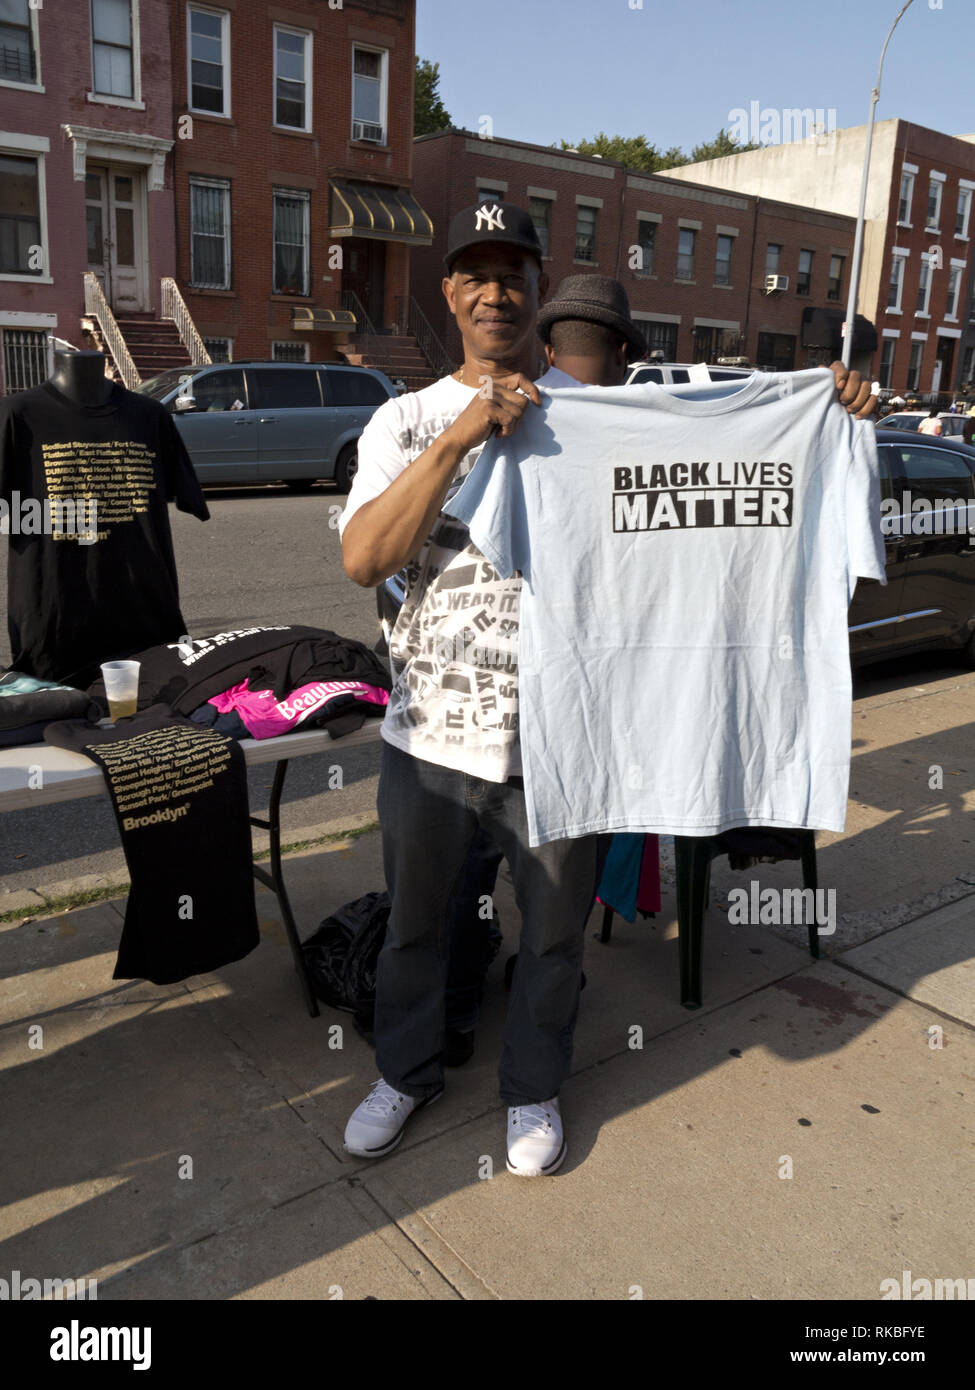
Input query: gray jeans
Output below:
<box><xmin>374</xmin><ymin>740</ymin><xmax>605</xmax><ymax>1106</ymax></box>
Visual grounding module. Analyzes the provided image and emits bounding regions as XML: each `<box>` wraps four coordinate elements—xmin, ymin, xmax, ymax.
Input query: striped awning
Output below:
<box><xmin>291</xmin><ymin>306</ymin><xmax>357</xmax><ymax>332</ymax></box>
<box><xmin>330</xmin><ymin>180</ymin><xmax>433</xmax><ymax>245</ymax></box>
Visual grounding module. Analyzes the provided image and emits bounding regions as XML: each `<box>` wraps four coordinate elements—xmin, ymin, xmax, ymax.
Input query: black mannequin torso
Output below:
<box><xmin>49</xmin><ymin>350</ymin><xmax>115</xmax><ymax>408</ymax></box>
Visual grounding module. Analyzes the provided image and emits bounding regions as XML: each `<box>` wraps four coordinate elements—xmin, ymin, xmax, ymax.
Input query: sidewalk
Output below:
<box><xmin>2</xmin><ymin>813</ymin><xmax>973</xmax><ymax>1300</ymax></box>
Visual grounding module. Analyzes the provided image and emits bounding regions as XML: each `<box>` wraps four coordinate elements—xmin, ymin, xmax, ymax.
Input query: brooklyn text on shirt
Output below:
<box><xmin>612</xmin><ymin>459</ymin><xmax>794</xmax><ymax>532</ymax></box>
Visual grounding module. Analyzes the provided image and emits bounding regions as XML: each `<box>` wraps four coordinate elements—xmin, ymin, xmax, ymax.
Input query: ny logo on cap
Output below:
<box><xmin>474</xmin><ymin>204</ymin><xmax>505</xmax><ymax>232</ymax></box>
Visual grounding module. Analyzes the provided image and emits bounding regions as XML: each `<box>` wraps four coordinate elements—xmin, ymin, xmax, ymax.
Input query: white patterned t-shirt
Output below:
<box><xmin>338</xmin><ymin>368</ymin><xmax>576</xmax><ymax>781</ymax></box>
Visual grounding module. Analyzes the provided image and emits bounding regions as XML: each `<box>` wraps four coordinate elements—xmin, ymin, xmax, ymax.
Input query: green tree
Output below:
<box><xmin>689</xmin><ymin>128</ymin><xmax>761</xmax><ymax>163</ymax></box>
<box><xmin>414</xmin><ymin>57</ymin><xmax>451</xmax><ymax>137</ymax></box>
<box><xmin>556</xmin><ymin>128</ymin><xmax>759</xmax><ymax>172</ymax></box>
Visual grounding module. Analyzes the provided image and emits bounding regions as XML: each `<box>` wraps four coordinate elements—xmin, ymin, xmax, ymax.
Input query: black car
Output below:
<box><xmin>376</xmin><ymin>429</ymin><xmax>975</xmax><ymax>668</ymax></box>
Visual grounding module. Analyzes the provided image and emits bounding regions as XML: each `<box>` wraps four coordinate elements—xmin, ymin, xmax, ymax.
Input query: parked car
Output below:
<box><xmin>136</xmin><ymin>361</ymin><xmax>397</xmax><ymax>491</ymax></box>
<box><xmin>376</xmin><ymin>430</ymin><xmax>975</xmax><ymax>670</ymax></box>
<box><xmin>624</xmin><ymin>360</ymin><xmax>753</xmax><ymax>387</ymax></box>
<box><xmin>879</xmin><ymin>410</ymin><xmax>969</xmax><ymax>439</ymax></box>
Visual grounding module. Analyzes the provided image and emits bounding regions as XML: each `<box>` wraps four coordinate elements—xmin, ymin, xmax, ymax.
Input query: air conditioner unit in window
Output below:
<box><xmin>765</xmin><ymin>274</ymin><xmax>790</xmax><ymax>293</ymax></box>
<box><xmin>353</xmin><ymin>121</ymin><xmax>384</xmax><ymax>143</ymax></box>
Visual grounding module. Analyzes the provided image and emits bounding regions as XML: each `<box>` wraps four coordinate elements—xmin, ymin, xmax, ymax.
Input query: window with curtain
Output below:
<box><xmin>676</xmin><ymin>227</ymin><xmax>695</xmax><ymax>280</ymax></box>
<box><xmin>190</xmin><ymin>178</ymin><xmax>230</xmax><ymax>288</ymax></box>
<box><xmin>273</xmin><ymin>190</ymin><xmax>309</xmax><ymax>295</ymax></box>
<box><xmin>575</xmin><ymin>205</ymin><xmax>597</xmax><ymax>262</ymax></box>
<box><xmin>352</xmin><ymin>46</ymin><xmax>385</xmax><ymax>139</ymax></box>
<box><xmin>91</xmin><ymin>0</ymin><xmax>133</xmax><ymax>99</ymax></box>
<box><xmin>879</xmin><ymin>338</ymin><xmax>896</xmax><ymax>388</ymax></box>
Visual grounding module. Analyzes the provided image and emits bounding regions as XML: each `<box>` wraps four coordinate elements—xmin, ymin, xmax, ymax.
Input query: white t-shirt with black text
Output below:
<box><xmin>445</xmin><ymin>368</ymin><xmax>887</xmax><ymax>844</ymax></box>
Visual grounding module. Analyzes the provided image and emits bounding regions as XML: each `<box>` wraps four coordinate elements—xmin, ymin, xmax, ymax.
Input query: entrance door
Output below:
<box><xmin>935</xmin><ymin>336</ymin><xmax>956</xmax><ymax>395</ymax></box>
<box><xmin>342</xmin><ymin>237</ymin><xmax>386</xmax><ymax>328</ymax></box>
<box><xmin>85</xmin><ymin>165</ymin><xmax>147</xmax><ymax>312</ymax></box>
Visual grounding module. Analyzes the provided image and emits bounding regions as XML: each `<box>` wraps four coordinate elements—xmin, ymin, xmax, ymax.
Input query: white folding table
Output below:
<box><xmin>0</xmin><ymin>720</ymin><xmax>385</xmax><ymax>1016</ymax></box>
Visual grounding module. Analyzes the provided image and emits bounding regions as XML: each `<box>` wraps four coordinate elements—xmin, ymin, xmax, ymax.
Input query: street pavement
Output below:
<box><xmin>1</xmin><ymin>661</ymin><xmax>973</xmax><ymax>1301</ymax></box>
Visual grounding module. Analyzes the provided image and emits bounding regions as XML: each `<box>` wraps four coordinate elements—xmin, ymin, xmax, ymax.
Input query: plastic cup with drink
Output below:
<box><xmin>100</xmin><ymin>660</ymin><xmax>140</xmax><ymax>723</ymax></box>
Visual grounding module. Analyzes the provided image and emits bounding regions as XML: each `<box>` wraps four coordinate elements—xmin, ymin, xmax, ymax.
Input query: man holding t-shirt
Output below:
<box><xmin>339</xmin><ymin>202</ymin><xmax>877</xmax><ymax>1176</ymax></box>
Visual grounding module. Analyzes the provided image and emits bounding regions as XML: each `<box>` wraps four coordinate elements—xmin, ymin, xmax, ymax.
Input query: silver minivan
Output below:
<box><xmin>137</xmin><ymin>361</ymin><xmax>397</xmax><ymax>491</ymax></box>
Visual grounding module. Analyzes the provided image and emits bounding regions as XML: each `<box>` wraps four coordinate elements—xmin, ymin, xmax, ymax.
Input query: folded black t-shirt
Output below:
<box><xmin>0</xmin><ymin>381</ymin><xmax>208</xmax><ymax>687</ymax></box>
<box><xmin>44</xmin><ymin>707</ymin><xmax>259</xmax><ymax>985</ymax></box>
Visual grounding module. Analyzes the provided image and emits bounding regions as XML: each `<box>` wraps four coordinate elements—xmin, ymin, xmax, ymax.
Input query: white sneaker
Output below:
<box><xmin>344</xmin><ymin>1078</ymin><xmax>443</xmax><ymax>1159</ymax></box>
<box><xmin>506</xmin><ymin>1097</ymin><xmax>566</xmax><ymax>1176</ymax></box>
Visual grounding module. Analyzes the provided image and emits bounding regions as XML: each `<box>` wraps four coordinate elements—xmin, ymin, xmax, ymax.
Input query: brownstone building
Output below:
<box><xmin>410</xmin><ymin>130</ymin><xmax>862</xmax><ymax>373</ymax></box>
<box><xmin>169</xmin><ymin>0</ymin><xmax>432</xmax><ymax>367</ymax></box>
<box><xmin>661</xmin><ymin>118</ymin><xmax>975</xmax><ymax>395</ymax></box>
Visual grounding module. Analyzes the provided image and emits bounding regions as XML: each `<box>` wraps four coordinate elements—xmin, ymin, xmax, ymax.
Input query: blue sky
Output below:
<box><xmin>415</xmin><ymin>0</ymin><xmax>972</xmax><ymax>155</ymax></box>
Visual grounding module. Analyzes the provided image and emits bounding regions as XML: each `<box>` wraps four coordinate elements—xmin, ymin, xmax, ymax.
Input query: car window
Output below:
<box><xmin>326</xmin><ymin>370</ymin><xmax>390</xmax><ymax>407</ymax></box>
<box><xmin>250</xmin><ymin>368</ymin><xmax>322</xmax><ymax>409</ymax></box>
<box><xmin>874</xmin><ymin>447</ymin><xmax>896</xmax><ymax>502</ymax></box>
<box><xmin>940</xmin><ymin>417</ymin><xmax>965</xmax><ymax>435</ymax></box>
<box><xmin>191</xmin><ymin>369</ymin><xmax>248</xmax><ymax>412</ymax></box>
<box><xmin>670</xmin><ymin>369</ymin><xmax>690</xmax><ymax>384</ymax></box>
<box><xmin>708</xmin><ymin>369</ymin><xmax>748</xmax><ymax>381</ymax></box>
<box><xmin>139</xmin><ymin>368</ymin><xmax>193</xmax><ymax>401</ymax></box>
<box><xmin>629</xmin><ymin>368</ymin><xmax>663</xmax><ymax>385</ymax></box>
<box><xmin>889</xmin><ymin>444</ymin><xmax>975</xmax><ymax>503</ymax></box>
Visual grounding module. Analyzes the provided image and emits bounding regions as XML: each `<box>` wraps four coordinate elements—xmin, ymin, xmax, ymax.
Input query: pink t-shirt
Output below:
<box><xmin>209</xmin><ymin>679</ymin><xmax>388</xmax><ymax>739</ymax></box>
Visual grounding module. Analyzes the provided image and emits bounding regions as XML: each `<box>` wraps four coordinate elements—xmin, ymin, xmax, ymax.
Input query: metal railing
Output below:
<box><xmin>161</xmin><ymin>277</ymin><xmax>212</xmax><ymax>366</ymax></box>
<box><xmin>340</xmin><ymin>289</ymin><xmax>377</xmax><ymax>338</ymax></box>
<box><xmin>393</xmin><ymin>295</ymin><xmax>455</xmax><ymax>379</ymax></box>
<box><xmin>82</xmin><ymin>273</ymin><xmax>140</xmax><ymax>389</ymax></box>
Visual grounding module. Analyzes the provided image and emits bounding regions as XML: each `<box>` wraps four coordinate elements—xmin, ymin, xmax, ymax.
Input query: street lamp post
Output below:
<box><xmin>841</xmin><ymin>0</ymin><xmax>917</xmax><ymax>369</ymax></box>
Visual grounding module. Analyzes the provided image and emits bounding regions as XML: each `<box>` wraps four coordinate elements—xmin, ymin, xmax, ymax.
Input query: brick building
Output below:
<box><xmin>660</xmin><ymin>119</ymin><xmax>975</xmax><ymax>395</ymax></box>
<box><xmin>410</xmin><ymin>130</ymin><xmax>861</xmax><ymax>373</ymax></box>
<box><xmin>169</xmin><ymin>0</ymin><xmax>431</xmax><ymax>367</ymax></box>
<box><xmin>0</xmin><ymin>0</ymin><xmax>177</xmax><ymax>392</ymax></box>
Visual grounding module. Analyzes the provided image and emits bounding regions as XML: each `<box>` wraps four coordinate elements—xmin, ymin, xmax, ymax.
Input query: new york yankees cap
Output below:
<box><xmin>444</xmin><ymin>201</ymin><xmax>543</xmax><ymax>273</ymax></box>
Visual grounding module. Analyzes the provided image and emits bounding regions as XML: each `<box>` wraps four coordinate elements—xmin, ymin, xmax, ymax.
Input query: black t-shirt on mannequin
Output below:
<box><xmin>0</xmin><ymin>352</ymin><xmax>209</xmax><ymax>687</ymax></box>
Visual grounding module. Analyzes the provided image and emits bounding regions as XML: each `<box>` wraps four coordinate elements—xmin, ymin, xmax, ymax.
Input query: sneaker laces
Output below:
<box><xmin>361</xmin><ymin>1079</ymin><xmax>406</xmax><ymax>1117</ymax></box>
<box><xmin>510</xmin><ymin>1102</ymin><xmax>554</xmax><ymax>1136</ymax></box>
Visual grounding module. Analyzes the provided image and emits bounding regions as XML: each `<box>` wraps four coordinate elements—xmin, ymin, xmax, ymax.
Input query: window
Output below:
<box><xmin>351</xmin><ymin>46</ymin><xmax>387</xmax><ymax>142</ymax></box>
<box><xmin>714</xmin><ymin>234</ymin><xmax>733</xmax><ymax>286</ymax></box>
<box><xmin>0</xmin><ymin>153</ymin><xmax>42</xmax><ymax>277</ymax></box>
<box><xmin>189</xmin><ymin>178</ymin><xmax>230</xmax><ymax>288</ymax></box>
<box><xmin>635</xmin><ymin>219</ymin><xmax>656</xmax><ymax>276</ymax></box>
<box><xmin>956</xmin><ymin>187</ymin><xmax>972</xmax><ymax>239</ymax></box>
<box><xmin>898</xmin><ymin>171</ymin><xmax>914</xmax><ymax>224</ymax></box>
<box><xmin>477</xmin><ymin>187</ymin><xmax>504</xmax><ymax>204</ymax></box>
<box><xmin>254</xmin><ymin>365</ymin><xmax>320</xmax><ymax>404</ymax></box>
<box><xmin>0</xmin><ymin>0</ymin><xmax>36</xmax><ymax>84</ymax></box>
<box><xmin>756</xmin><ymin>332</ymin><xmax>796</xmax><ymax>372</ymax></box>
<box><xmin>327</xmin><ymin>368</ymin><xmax>389</xmax><ymax>406</ymax></box>
<box><xmin>888</xmin><ymin>253</ymin><xmax>906</xmax><ymax>312</ymax></box>
<box><xmin>926</xmin><ymin>177</ymin><xmax>942</xmax><ymax>231</ymax></box>
<box><xmin>274</xmin><ymin>26</ymin><xmax>310</xmax><ymax>131</ymax></box>
<box><xmin>947</xmin><ymin>265</ymin><xmax>963</xmax><ymax>320</ymax></box>
<box><xmin>692</xmin><ymin>325</ymin><xmax>738</xmax><ymax>363</ymax></box>
<box><xmin>916</xmin><ymin>256</ymin><xmax>932</xmax><ymax>316</ymax></box>
<box><xmin>828</xmin><ymin>255</ymin><xmax>844</xmax><ymax>301</ymax></box>
<box><xmin>675</xmin><ymin>227</ymin><xmax>695</xmax><ymax>280</ymax></box>
<box><xmin>529</xmin><ymin>197</ymin><xmax>551</xmax><ymax>257</ymax></box>
<box><xmin>636</xmin><ymin>320</ymin><xmax>677</xmax><ymax>359</ymax></box>
<box><xmin>272</xmin><ymin>190</ymin><xmax>309</xmax><ymax>295</ymax></box>
<box><xmin>91</xmin><ymin>0</ymin><xmax>133</xmax><ymax>99</ymax></box>
<box><xmin>269</xmin><ymin>343</ymin><xmax>310</xmax><ymax>365</ymax></box>
<box><xmin>797</xmin><ymin>249</ymin><xmax>813</xmax><ymax>296</ymax></box>
<box><xmin>879</xmin><ymin>337</ymin><xmax>896</xmax><ymax>389</ymax></box>
<box><xmin>192</xmin><ymin>368</ymin><xmax>246</xmax><ymax>411</ymax></box>
<box><xmin>202</xmin><ymin>336</ymin><xmax>232</xmax><ymax>362</ymax></box>
<box><xmin>765</xmin><ymin>243</ymin><xmax>781</xmax><ymax>276</ymax></box>
<box><xmin>188</xmin><ymin>6</ymin><xmax>228</xmax><ymax>116</ymax></box>
<box><xmin>2</xmin><ymin>327</ymin><xmax>48</xmax><ymax>392</ymax></box>
<box><xmin>894</xmin><ymin>444</ymin><xmax>975</xmax><ymax>504</ymax></box>
<box><xmin>575</xmin><ymin>205</ymin><xmax>597</xmax><ymax>262</ymax></box>
<box><xmin>963</xmin><ymin>344</ymin><xmax>975</xmax><ymax>386</ymax></box>
<box><xmin>907</xmin><ymin>340</ymin><xmax>924</xmax><ymax>391</ymax></box>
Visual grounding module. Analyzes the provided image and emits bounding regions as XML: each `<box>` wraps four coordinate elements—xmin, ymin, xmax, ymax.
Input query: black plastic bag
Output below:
<box><xmin>302</xmin><ymin>891</ymin><xmax>390</xmax><ymax>1018</ymax></box>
